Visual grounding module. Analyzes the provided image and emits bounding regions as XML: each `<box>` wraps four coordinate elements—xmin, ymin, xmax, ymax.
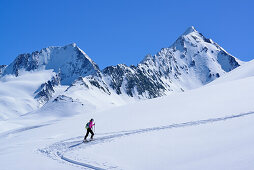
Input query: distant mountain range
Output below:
<box><xmin>0</xmin><ymin>26</ymin><xmax>242</xmax><ymax>106</ymax></box>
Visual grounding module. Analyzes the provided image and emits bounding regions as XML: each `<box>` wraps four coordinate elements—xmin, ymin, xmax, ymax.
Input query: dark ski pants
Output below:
<box><xmin>84</xmin><ymin>128</ymin><xmax>94</xmax><ymax>140</ymax></box>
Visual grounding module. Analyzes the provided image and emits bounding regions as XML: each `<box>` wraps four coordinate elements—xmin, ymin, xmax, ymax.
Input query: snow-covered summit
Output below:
<box><xmin>2</xmin><ymin>43</ymin><xmax>100</xmax><ymax>85</ymax></box>
<box><xmin>183</xmin><ymin>26</ymin><xmax>197</xmax><ymax>35</ymax></box>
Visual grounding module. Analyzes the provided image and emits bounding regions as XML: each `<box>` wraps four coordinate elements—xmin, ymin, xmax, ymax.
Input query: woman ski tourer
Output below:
<box><xmin>84</xmin><ymin>119</ymin><xmax>95</xmax><ymax>142</ymax></box>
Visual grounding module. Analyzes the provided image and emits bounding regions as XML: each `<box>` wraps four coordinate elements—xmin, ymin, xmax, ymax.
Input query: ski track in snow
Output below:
<box><xmin>39</xmin><ymin>111</ymin><xmax>254</xmax><ymax>170</ymax></box>
<box><xmin>0</xmin><ymin>123</ymin><xmax>51</xmax><ymax>138</ymax></box>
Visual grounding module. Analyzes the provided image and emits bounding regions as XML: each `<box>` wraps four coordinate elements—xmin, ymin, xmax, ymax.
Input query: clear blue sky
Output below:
<box><xmin>0</xmin><ymin>0</ymin><xmax>253</xmax><ymax>69</ymax></box>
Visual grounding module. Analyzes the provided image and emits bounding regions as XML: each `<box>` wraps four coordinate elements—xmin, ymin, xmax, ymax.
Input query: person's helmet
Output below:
<box><xmin>90</xmin><ymin>119</ymin><xmax>94</xmax><ymax>122</ymax></box>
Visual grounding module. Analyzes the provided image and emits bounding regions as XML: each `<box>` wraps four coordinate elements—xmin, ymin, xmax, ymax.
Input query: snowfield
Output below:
<box><xmin>0</xmin><ymin>70</ymin><xmax>57</xmax><ymax>121</ymax></box>
<box><xmin>1</xmin><ymin>59</ymin><xmax>254</xmax><ymax>169</ymax></box>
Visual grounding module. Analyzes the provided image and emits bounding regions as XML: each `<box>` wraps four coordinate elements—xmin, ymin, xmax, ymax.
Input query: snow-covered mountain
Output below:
<box><xmin>2</xmin><ymin>43</ymin><xmax>100</xmax><ymax>85</ymax></box>
<box><xmin>0</xmin><ymin>26</ymin><xmax>243</xmax><ymax>119</ymax></box>
<box><xmin>1</xmin><ymin>57</ymin><xmax>254</xmax><ymax>170</ymax></box>
<box><xmin>69</xmin><ymin>26</ymin><xmax>241</xmax><ymax>99</ymax></box>
<box><xmin>1</xmin><ymin>26</ymin><xmax>254</xmax><ymax>170</ymax></box>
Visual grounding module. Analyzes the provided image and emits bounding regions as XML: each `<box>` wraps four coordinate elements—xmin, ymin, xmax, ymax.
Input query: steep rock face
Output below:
<box><xmin>102</xmin><ymin>64</ymin><xmax>165</xmax><ymax>98</ymax></box>
<box><xmin>3</xmin><ymin>43</ymin><xmax>100</xmax><ymax>85</ymax></box>
<box><xmin>100</xmin><ymin>26</ymin><xmax>241</xmax><ymax>98</ymax></box>
<box><xmin>0</xmin><ymin>65</ymin><xmax>7</xmax><ymax>76</ymax></box>
<box><xmin>34</xmin><ymin>73</ymin><xmax>61</xmax><ymax>104</ymax></box>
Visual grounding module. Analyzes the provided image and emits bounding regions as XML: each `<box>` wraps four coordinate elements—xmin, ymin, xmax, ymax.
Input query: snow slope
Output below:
<box><xmin>209</xmin><ymin>59</ymin><xmax>254</xmax><ymax>85</ymax></box>
<box><xmin>0</xmin><ymin>59</ymin><xmax>254</xmax><ymax>169</ymax></box>
<box><xmin>0</xmin><ymin>70</ymin><xmax>62</xmax><ymax>121</ymax></box>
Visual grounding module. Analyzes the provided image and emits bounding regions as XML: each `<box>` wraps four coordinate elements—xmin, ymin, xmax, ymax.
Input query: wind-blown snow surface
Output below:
<box><xmin>0</xmin><ymin>70</ymin><xmax>62</xmax><ymax>121</ymax></box>
<box><xmin>0</xmin><ymin>60</ymin><xmax>254</xmax><ymax>170</ymax></box>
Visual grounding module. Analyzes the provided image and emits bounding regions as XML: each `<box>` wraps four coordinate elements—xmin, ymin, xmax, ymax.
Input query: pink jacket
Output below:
<box><xmin>89</xmin><ymin>121</ymin><xmax>95</xmax><ymax>128</ymax></box>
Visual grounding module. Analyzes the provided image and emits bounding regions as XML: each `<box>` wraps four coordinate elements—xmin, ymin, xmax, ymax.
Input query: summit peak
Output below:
<box><xmin>183</xmin><ymin>26</ymin><xmax>197</xmax><ymax>35</ymax></box>
<box><xmin>64</xmin><ymin>42</ymin><xmax>77</xmax><ymax>48</ymax></box>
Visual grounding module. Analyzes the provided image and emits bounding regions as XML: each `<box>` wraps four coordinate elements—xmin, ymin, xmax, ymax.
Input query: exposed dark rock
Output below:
<box><xmin>0</xmin><ymin>65</ymin><xmax>7</xmax><ymax>76</ymax></box>
<box><xmin>34</xmin><ymin>73</ymin><xmax>61</xmax><ymax>104</ymax></box>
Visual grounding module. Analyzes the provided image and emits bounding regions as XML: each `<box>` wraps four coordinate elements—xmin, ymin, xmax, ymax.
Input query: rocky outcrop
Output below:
<box><xmin>34</xmin><ymin>73</ymin><xmax>61</xmax><ymax>104</ymax></box>
<box><xmin>0</xmin><ymin>65</ymin><xmax>7</xmax><ymax>76</ymax></box>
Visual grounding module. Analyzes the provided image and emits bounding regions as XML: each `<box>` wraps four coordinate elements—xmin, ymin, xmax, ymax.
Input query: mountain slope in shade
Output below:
<box><xmin>209</xmin><ymin>59</ymin><xmax>254</xmax><ymax>85</ymax></box>
<box><xmin>2</xmin><ymin>43</ymin><xmax>100</xmax><ymax>85</ymax></box>
<box><xmin>0</xmin><ymin>65</ymin><xmax>7</xmax><ymax>76</ymax></box>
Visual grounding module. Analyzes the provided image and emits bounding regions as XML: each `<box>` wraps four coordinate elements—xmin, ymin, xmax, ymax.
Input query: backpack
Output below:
<box><xmin>85</xmin><ymin>122</ymin><xmax>90</xmax><ymax>129</ymax></box>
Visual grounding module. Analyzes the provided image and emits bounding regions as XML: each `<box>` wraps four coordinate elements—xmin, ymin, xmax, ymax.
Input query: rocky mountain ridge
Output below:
<box><xmin>0</xmin><ymin>26</ymin><xmax>242</xmax><ymax>103</ymax></box>
<box><xmin>68</xmin><ymin>26</ymin><xmax>241</xmax><ymax>99</ymax></box>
